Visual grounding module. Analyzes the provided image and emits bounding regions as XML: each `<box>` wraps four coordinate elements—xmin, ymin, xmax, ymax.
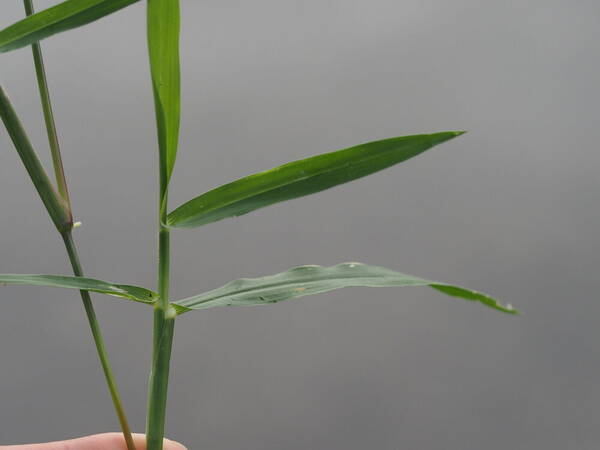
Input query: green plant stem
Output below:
<box><xmin>2</xmin><ymin>84</ymin><xmax>135</xmax><ymax>447</ymax></box>
<box><xmin>146</xmin><ymin>204</ymin><xmax>176</xmax><ymax>450</ymax></box>
<box><xmin>19</xmin><ymin>4</ymin><xmax>135</xmax><ymax>447</ymax></box>
<box><xmin>22</xmin><ymin>0</ymin><xmax>71</xmax><ymax>208</ymax></box>
<box><xmin>62</xmin><ymin>231</ymin><xmax>137</xmax><ymax>450</ymax></box>
<box><xmin>146</xmin><ymin>308</ymin><xmax>175</xmax><ymax>450</ymax></box>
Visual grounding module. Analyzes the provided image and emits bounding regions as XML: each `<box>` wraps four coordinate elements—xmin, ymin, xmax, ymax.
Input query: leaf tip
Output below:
<box><xmin>428</xmin><ymin>130</ymin><xmax>467</xmax><ymax>146</ymax></box>
<box><xmin>491</xmin><ymin>300</ymin><xmax>520</xmax><ymax>315</ymax></box>
<box><xmin>503</xmin><ymin>302</ymin><xmax>521</xmax><ymax>315</ymax></box>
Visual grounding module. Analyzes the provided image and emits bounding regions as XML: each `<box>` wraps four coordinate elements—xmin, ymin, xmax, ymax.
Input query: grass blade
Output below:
<box><xmin>173</xmin><ymin>262</ymin><xmax>517</xmax><ymax>314</ymax></box>
<box><xmin>0</xmin><ymin>0</ymin><xmax>140</xmax><ymax>53</ymax></box>
<box><xmin>147</xmin><ymin>0</ymin><xmax>181</xmax><ymax>202</ymax></box>
<box><xmin>0</xmin><ymin>85</ymin><xmax>71</xmax><ymax>232</ymax></box>
<box><xmin>167</xmin><ymin>132</ymin><xmax>463</xmax><ymax>229</ymax></box>
<box><xmin>0</xmin><ymin>273</ymin><xmax>157</xmax><ymax>304</ymax></box>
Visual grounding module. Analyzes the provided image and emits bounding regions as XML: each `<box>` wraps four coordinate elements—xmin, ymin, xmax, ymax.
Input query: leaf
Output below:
<box><xmin>0</xmin><ymin>85</ymin><xmax>72</xmax><ymax>232</ymax></box>
<box><xmin>0</xmin><ymin>0</ymin><xmax>140</xmax><ymax>53</ymax></box>
<box><xmin>0</xmin><ymin>274</ymin><xmax>157</xmax><ymax>305</ymax></box>
<box><xmin>167</xmin><ymin>132</ymin><xmax>463</xmax><ymax>228</ymax></box>
<box><xmin>147</xmin><ymin>0</ymin><xmax>181</xmax><ymax>200</ymax></box>
<box><xmin>172</xmin><ymin>262</ymin><xmax>517</xmax><ymax>314</ymax></box>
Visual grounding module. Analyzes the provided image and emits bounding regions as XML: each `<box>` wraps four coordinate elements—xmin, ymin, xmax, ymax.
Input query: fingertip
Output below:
<box><xmin>164</xmin><ymin>437</ymin><xmax>187</xmax><ymax>450</ymax></box>
<box><xmin>129</xmin><ymin>433</ymin><xmax>186</xmax><ymax>450</ymax></box>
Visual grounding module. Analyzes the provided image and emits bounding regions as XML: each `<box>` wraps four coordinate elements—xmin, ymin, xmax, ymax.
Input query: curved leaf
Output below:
<box><xmin>148</xmin><ymin>0</ymin><xmax>181</xmax><ymax>200</ymax></box>
<box><xmin>173</xmin><ymin>262</ymin><xmax>517</xmax><ymax>314</ymax></box>
<box><xmin>0</xmin><ymin>274</ymin><xmax>157</xmax><ymax>304</ymax></box>
<box><xmin>0</xmin><ymin>0</ymin><xmax>140</xmax><ymax>53</ymax></box>
<box><xmin>167</xmin><ymin>132</ymin><xmax>464</xmax><ymax>228</ymax></box>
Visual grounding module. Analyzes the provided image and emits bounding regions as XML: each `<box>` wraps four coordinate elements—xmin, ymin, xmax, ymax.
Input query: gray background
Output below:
<box><xmin>1</xmin><ymin>1</ymin><xmax>599</xmax><ymax>449</ymax></box>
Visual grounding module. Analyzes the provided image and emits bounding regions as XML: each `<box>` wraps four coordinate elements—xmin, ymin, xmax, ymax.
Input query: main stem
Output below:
<box><xmin>146</xmin><ymin>197</ymin><xmax>176</xmax><ymax>450</ymax></box>
<box><xmin>62</xmin><ymin>232</ymin><xmax>137</xmax><ymax>450</ymax></box>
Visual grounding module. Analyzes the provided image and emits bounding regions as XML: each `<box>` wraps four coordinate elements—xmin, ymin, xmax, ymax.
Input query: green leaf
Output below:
<box><xmin>173</xmin><ymin>262</ymin><xmax>517</xmax><ymax>314</ymax></box>
<box><xmin>0</xmin><ymin>85</ymin><xmax>72</xmax><ymax>233</ymax></box>
<box><xmin>167</xmin><ymin>132</ymin><xmax>463</xmax><ymax>229</ymax></box>
<box><xmin>0</xmin><ymin>274</ymin><xmax>157</xmax><ymax>305</ymax></box>
<box><xmin>147</xmin><ymin>0</ymin><xmax>181</xmax><ymax>201</ymax></box>
<box><xmin>0</xmin><ymin>0</ymin><xmax>140</xmax><ymax>53</ymax></box>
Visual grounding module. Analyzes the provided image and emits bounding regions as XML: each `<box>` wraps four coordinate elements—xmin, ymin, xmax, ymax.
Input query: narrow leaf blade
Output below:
<box><xmin>0</xmin><ymin>0</ymin><xmax>140</xmax><ymax>53</ymax></box>
<box><xmin>0</xmin><ymin>85</ymin><xmax>72</xmax><ymax>232</ymax></box>
<box><xmin>173</xmin><ymin>262</ymin><xmax>517</xmax><ymax>314</ymax></box>
<box><xmin>0</xmin><ymin>274</ymin><xmax>157</xmax><ymax>304</ymax></box>
<box><xmin>147</xmin><ymin>0</ymin><xmax>181</xmax><ymax>199</ymax></box>
<box><xmin>167</xmin><ymin>132</ymin><xmax>463</xmax><ymax>228</ymax></box>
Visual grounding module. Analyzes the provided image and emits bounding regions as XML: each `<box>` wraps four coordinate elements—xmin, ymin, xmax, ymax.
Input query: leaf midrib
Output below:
<box><xmin>177</xmin><ymin>271</ymin><xmax>426</xmax><ymax>307</ymax></box>
<box><xmin>170</xmin><ymin>140</ymin><xmax>423</xmax><ymax>225</ymax></box>
<box><xmin>3</xmin><ymin>0</ymin><xmax>102</xmax><ymax>43</ymax></box>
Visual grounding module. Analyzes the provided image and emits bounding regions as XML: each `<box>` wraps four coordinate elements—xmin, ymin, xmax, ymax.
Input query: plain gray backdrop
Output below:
<box><xmin>1</xmin><ymin>1</ymin><xmax>599</xmax><ymax>449</ymax></box>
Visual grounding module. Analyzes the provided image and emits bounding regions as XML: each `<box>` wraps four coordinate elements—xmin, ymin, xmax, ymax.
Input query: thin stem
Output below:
<box><xmin>22</xmin><ymin>0</ymin><xmax>71</xmax><ymax>210</ymax></box>
<box><xmin>146</xmin><ymin>209</ymin><xmax>176</xmax><ymax>450</ymax></box>
<box><xmin>2</xmin><ymin>87</ymin><xmax>134</xmax><ymax>448</ymax></box>
<box><xmin>19</xmin><ymin>3</ymin><xmax>134</xmax><ymax>446</ymax></box>
<box><xmin>62</xmin><ymin>231</ymin><xmax>137</xmax><ymax>450</ymax></box>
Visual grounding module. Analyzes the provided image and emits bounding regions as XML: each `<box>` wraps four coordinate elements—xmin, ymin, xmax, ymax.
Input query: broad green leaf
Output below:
<box><xmin>147</xmin><ymin>0</ymin><xmax>181</xmax><ymax>200</ymax></box>
<box><xmin>0</xmin><ymin>85</ymin><xmax>72</xmax><ymax>232</ymax></box>
<box><xmin>0</xmin><ymin>0</ymin><xmax>140</xmax><ymax>53</ymax></box>
<box><xmin>0</xmin><ymin>274</ymin><xmax>157</xmax><ymax>305</ymax></box>
<box><xmin>173</xmin><ymin>262</ymin><xmax>517</xmax><ymax>314</ymax></box>
<box><xmin>167</xmin><ymin>132</ymin><xmax>463</xmax><ymax>228</ymax></box>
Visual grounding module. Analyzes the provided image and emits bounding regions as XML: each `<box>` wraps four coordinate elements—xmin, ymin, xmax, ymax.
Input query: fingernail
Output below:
<box><xmin>165</xmin><ymin>437</ymin><xmax>188</xmax><ymax>450</ymax></box>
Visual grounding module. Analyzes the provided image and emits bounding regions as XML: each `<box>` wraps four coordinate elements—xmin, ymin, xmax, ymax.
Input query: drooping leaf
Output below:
<box><xmin>167</xmin><ymin>132</ymin><xmax>464</xmax><ymax>229</ymax></box>
<box><xmin>0</xmin><ymin>0</ymin><xmax>140</xmax><ymax>53</ymax></box>
<box><xmin>0</xmin><ymin>274</ymin><xmax>157</xmax><ymax>305</ymax></box>
<box><xmin>172</xmin><ymin>262</ymin><xmax>517</xmax><ymax>314</ymax></box>
<box><xmin>147</xmin><ymin>0</ymin><xmax>181</xmax><ymax>200</ymax></box>
<box><xmin>0</xmin><ymin>85</ymin><xmax>72</xmax><ymax>232</ymax></box>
